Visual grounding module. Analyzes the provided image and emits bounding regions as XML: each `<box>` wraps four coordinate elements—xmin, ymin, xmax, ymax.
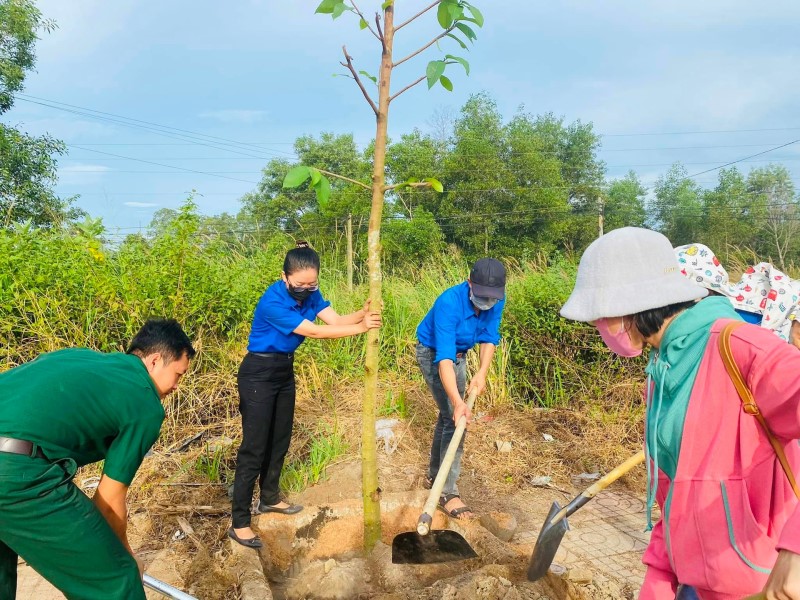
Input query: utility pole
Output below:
<box><xmin>598</xmin><ymin>195</ymin><xmax>605</xmax><ymax>238</ymax></box>
<box><xmin>346</xmin><ymin>213</ymin><xmax>353</xmax><ymax>291</ymax></box>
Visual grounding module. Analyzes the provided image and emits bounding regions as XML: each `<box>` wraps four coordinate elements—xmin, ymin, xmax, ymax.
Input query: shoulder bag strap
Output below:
<box><xmin>719</xmin><ymin>321</ymin><xmax>800</xmax><ymax>499</ymax></box>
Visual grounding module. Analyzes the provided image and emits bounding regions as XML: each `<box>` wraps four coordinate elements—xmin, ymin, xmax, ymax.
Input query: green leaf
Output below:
<box><xmin>465</xmin><ymin>4</ymin><xmax>484</xmax><ymax>27</ymax></box>
<box><xmin>315</xmin><ymin>0</ymin><xmax>338</xmax><ymax>14</ymax></box>
<box><xmin>359</xmin><ymin>18</ymin><xmax>368</xmax><ymax>29</ymax></box>
<box><xmin>331</xmin><ymin>2</ymin><xmax>347</xmax><ymax>19</ymax></box>
<box><xmin>359</xmin><ymin>70</ymin><xmax>378</xmax><ymax>85</ymax></box>
<box><xmin>309</xmin><ymin>167</ymin><xmax>322</xmax><ymax>186</ymax></box>
<box><xmin>314</xmin><ymin>176</ymin><xmax>331</xmax><ymax>205</ymax></box>
<box><xmin>437</xmin><ymin>1</ymin><xmax>454</xmax><ymax>28</ymax></box>
<box><xmin>439</xmin><ymin>75</ymin><xmax>453</xmax><ymax>91</ymax></box>
<box><xmin>425</xmin><ymin>177</ymin><xmax>444</xmax><ymax>193</ymax></box>
<box><xmin>426</xmin><ymin>60</ymin><xmax>446</xmax><ymax>89</ymax></box>
<box><xmin>445</xmin><ymin>54</ymin><xmax>470</xmax><ymax>75</ymax></box>
<box><xmin>381</xmin><ymin>0</ymin><xmax>393</xmax><ymax>9</ymax></box>
<box><xmin>446</xmin><ymin>33</ymin><xmax>469</xmax><ymax>50</ymax></box>
<box><xmin>283</xmin><ymin>166</ymin><xmax>311</xmax><ymax>188</ymax></box>
<box><xmin>447</xmin><ymin>3</ymin><xmax>463</xmax><ymax>21</ymax></box>
<box><xmin>455</xmin><ymin>22</ymin><xmax>477</xmax><ymax>42</ymax></box>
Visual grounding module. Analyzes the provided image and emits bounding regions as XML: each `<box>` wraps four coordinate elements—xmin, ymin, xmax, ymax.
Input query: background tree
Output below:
<box><xmin>650</xmin><ymin>163</ymin><xmax>703</xmax><ymax>245</ymax></box>
<box><xmin>747</xmin><ymin>164</ymin><xmax>799</xmax><ymax>268</ymax></box>
<box><xmin>0</xmin><ymin>0</ymin><xmax>81</xmax><ymax>228</ymax></box>
<box><xmin>700</xmin><ymin>167</ymin><xmax>754</xmax><ymax>263</ymax></box>
<box><xmin>604</xmin><ymin>171</ymin><xmax>647</xmax><ymax>233</ymax></box>
<box><xmin>283</xmin><ymin>0</ymin><xmax>484</xmax><ymax>550</ymax></box>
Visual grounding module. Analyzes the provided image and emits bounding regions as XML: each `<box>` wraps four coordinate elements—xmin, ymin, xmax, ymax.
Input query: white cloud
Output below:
<box><xmin>123</xmin><ymin>201</ymin><xmax>160</xmax><ymax>208</ymax></box>
<box><xmin>199</xmin><ymin>109</ymin><xmax>267</xmax><ymax>124</ymax></box>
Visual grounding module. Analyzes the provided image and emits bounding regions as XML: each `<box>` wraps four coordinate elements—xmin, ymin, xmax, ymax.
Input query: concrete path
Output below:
<box><xmin>15</xmin><ymin>561</ymin><xmax>64</xmax><ymax>599</ymax></box>
<box><xmin>514</xmin><ymin>489</ymin><xmax>652</xmax><ymax>593</ymax></box>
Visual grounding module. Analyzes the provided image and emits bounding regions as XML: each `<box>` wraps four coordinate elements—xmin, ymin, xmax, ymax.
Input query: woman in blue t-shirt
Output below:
<box><xmin>229</xmin><ymin>241</ymin><xmax>381</xmax><ymax>548</ymax></box>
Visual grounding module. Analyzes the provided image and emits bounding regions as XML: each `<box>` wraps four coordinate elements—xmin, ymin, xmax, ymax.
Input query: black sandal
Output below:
<box><xmin>227</xmin><ymin>527</ymin><xmax>263</xmax><ymax>549</ymax></box>
<box><xmin>436</xmin><ymin>493</ymin><xmax>474</xmax><ymax>519</ymax></box>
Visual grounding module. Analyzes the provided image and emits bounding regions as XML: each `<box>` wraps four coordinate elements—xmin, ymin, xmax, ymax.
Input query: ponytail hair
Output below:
<box><xmin>283</xmin><ymin>240</ymin><xmax>320</xmax><ymax>275</ymax></box>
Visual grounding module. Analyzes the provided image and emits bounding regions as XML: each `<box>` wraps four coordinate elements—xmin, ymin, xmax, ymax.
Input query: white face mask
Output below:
<box><xmin>470</xmin><ymin>291</ymin><xmax>499</xmax><ymax>311</ymax></box>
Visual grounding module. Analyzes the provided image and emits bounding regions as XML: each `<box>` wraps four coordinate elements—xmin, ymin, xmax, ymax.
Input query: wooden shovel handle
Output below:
<box><xmin>417</xmin><ymin>388</ymin><xmax>478</xmax><ymax>535</ymax></box>
<box><xmin>551</xmin><ymin>450</ymin><xmax>646</xmax><ymax>524</ymax></box>
<box><xmin>741</xmin><ymin>594</ymin><xmax>765</xmax><ymax>600</ymax></box>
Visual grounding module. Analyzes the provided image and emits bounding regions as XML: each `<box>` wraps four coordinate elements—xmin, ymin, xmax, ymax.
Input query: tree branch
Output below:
<box><xmin>393</xmin><ymin>27</ymin><xmax>454</xmax><ymax>68</ymax></box>
<box><xmin>374</xmin><ymin>14</ymin><xmax>385</xmax><ymax>52</ymax></box>
<box><xmin>389</xmin><ymin>75</ymin><xmax>426</xmax><ymax>103</ymax></box>
<box><xmin>349</xmin><ymin>0</ymin><xmax>381</xmax><ymax>41</ymax></box>
<box><xmin>340</xmin><ymin>46</ymin><xmax>379</xmax><ymax>116</ymax></box>
<box><xmin>394</xmin><ymin>1</ymin><xmax>442</xmax><ymax>32</ymax></box>
<box><xmin>383</xmin><ymin>181</ymin><xmax>435</xmax><ymax>192</ymax></box>
<box><xmin>318</xmin><ymin>168</ymin><xmax>372</xmax><ymax>191</ymax></box>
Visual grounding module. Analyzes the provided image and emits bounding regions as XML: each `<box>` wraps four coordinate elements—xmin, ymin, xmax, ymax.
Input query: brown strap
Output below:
<box><xmin>719</xmin><ymin>321</ymin><xmax>800</xmax><ymax>499</ymax></box>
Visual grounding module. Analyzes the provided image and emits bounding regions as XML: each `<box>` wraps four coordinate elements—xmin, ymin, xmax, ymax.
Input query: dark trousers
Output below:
<box><xmin>231</xmin><ymin>353</ymin><xmax>296</xmax><ymax>529</ymax></box>
<box><xmin>416</xmin><ymin>343</ymin><xmax>467</xmax><ymax>496</ymax></box>
<box><xmin>0</xmin><ymin>454</ymin><xmax>144</xmax><ymax>600</ymax></box>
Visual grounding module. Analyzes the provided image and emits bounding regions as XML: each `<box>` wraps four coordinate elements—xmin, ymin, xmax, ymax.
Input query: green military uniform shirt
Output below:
<box><xmin>0</xmin><ymin>348</ymin><xmax>164</xmax><ymax>485</ymax></box>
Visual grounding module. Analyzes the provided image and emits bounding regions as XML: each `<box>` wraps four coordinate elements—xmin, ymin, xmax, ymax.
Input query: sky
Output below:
<box><xmin>5</xmin><ymin>0</ymin><xmax>800</xmax><ymax>233</ymax></box>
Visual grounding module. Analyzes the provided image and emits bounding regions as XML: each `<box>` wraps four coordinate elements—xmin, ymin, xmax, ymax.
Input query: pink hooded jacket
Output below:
<box><xmin>640</xmin><ymin>320</ymin><xmax>800</xmax><ymax>599</ymax></box>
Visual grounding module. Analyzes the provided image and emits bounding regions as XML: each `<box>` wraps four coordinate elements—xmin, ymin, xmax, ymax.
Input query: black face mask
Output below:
<box><xmin>287</xmin><ymin>286</ymin><xmax>313</xmax><ymax>303</ymax></box>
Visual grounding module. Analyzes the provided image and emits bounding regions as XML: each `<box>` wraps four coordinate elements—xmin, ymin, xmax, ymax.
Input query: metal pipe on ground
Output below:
<box><xmin>144</xmin><ymin>574</ymin><xmax>198</xmax><ymax>600</ymax></box>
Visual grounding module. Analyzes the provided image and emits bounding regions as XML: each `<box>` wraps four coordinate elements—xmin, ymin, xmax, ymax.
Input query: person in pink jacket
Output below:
<box><xmin>560</xmin><ymin>227</ymin><xmax>800</xmax><ymax>600</ymax></box>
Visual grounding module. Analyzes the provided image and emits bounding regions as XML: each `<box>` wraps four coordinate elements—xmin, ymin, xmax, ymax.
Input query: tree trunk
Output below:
<box><xmin>347</xmin><ymin>213</ymin><xmax>353</xmax><ymax>291</ymax></box>
<box><xmin>362</xmin><ymin>4</ymin><xmax>394</xmax><ymax>551</ymax></box>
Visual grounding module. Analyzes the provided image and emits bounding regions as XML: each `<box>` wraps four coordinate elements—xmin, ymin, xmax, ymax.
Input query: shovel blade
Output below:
<box><xmin>392</xmin><ymin>529</ymin><xmax>478</xmax><ymax>564</ymax></box>
<box><xmin>527</xmin><ymin>501</ymin><xmax>570</xmax><ymax>582</ymax></box>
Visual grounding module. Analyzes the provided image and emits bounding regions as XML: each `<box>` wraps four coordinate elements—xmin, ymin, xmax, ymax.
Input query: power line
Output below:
<box><xmin>69</xmin><ymin>145</ymin><xmax>259</xmax><ymax>184</ymax></box>
<box><xmin>16</xmin><ymin>93</ymin><xmax>296</xmax><ymax>156</ymax></box>
<box><xmin>686</xmin><ymin>139</ymin><xmax>800</xmax><ymax>179</ymax></box>
<box><xmin>14</xmin><ymin>96</ymin><xmax>289</xmax><ymax>161</ymax></box>
<box><xmin>600</xmin><ymin>127</ymin><xmax>800</xmax><ymax>137</ymax></box>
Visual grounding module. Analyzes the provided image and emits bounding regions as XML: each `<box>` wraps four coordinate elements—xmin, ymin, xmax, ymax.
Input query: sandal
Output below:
<box><xmin>436</xmin><ymin>493</ymin><xmax>474</xmax><ymax>519</ymax></box>
<box><xmin>227</xmin><ymin>527</ymin><xmax>263</xmax><ymax>549</ymax></box>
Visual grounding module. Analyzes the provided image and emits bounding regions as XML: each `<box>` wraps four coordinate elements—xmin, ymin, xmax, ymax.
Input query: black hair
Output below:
<box><xmin>283</xmin><ymin>240</ymin><xmax>320</xmax><ymax>276</ymax></box>
<box><xmin>632</xmin><ymin>301</ymin><xmax>696</xmax><ymax>339</ymax></box>
<box><xmin>127</xmin><ymin>318</ymin><xmax>196</xmax><ymax>363</ymax></box>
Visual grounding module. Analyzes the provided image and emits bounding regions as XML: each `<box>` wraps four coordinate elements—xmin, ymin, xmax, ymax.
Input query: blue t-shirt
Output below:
<box><xmin>247</xmin><ymin>281</ymin><xmax>331</xmax><ymax>353</ymax></box>
<box><xmin>416</xmin><ymin>281</ymin><xmax>505</xmax><ymax>364</ymax></box>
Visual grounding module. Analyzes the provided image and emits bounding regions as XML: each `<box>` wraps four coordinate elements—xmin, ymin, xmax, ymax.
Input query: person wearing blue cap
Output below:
<box><xmin>416</xmin><ymin>258</ymin><xmax>507</xmax><ymax>519</ymax></box>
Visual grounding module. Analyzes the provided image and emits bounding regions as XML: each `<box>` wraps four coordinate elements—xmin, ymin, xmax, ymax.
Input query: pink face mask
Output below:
<box><xmin>594</xmin><ymin>318</ymin><xmax>642</xmax><ymax>357</ymax></box>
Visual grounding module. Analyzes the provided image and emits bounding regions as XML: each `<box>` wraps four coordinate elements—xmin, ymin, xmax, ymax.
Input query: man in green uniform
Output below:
<box><xmin>0</xmin><ymin>318</ymin><xmax>195</xmax><ymax>600</ymax></box>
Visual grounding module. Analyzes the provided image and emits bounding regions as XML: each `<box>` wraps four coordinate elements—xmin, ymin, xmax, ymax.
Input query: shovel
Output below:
<box><xmin>391</xmin><ymin>389</ymin><xmax>479</xmax><ymax>564</ymax></box>
<box><xmin>144</xmin><ymin>574</ymin><xmax>198</xmax><ymax>600</ymax></box>
<box><xmin>527</xmin><ymin>450</ymin><xmax>645</xmax><ymax>581</ymax></box>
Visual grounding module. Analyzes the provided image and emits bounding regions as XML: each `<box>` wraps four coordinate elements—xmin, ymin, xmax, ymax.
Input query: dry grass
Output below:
<box><xmin>71</xmin><ymin>333</ymin><xmax>648</xmax><ymax>595</ymax></box>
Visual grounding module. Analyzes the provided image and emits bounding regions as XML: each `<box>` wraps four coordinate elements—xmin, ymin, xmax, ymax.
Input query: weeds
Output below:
<box><xmin>379</xmin><ymin>390</ymin><xmax>409</xmax><ymax>418</ymax></box>
<box><xmin>279</xmin><ymin>423</ymin><xmax>347</xmax><ymax>493</ymax></box>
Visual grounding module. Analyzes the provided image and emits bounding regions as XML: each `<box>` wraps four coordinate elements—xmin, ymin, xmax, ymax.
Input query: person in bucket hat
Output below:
<box><xmin>563</xmin><ymin>227</ymin><xmax>800</xmax><ymax>600</ymax></box>
<box><xmin>674</xmin><ymin>243</ymin><xmax>800</xmax><ymax>348</ymax></box>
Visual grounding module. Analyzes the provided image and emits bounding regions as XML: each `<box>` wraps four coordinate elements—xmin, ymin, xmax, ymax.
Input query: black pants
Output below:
<box><xmin>231</xmin><ymin>353</ymin><xmax>296</xmax><ymax>528</ymax></box>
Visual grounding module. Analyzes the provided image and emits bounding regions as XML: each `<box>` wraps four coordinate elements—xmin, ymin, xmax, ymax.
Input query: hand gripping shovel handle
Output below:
<box><xmin>551</xmin><ymin>450</ymin><xmax>645</xmax><ymax>525</ymax></box>
<box><xmin>144</xmin><ymin>574</ymin><xmax>198</xmax><ymax>600</ymax></box>
<box><xmin>417</xmin><ymin>389</ymin><xmax>478</xmax><ymax>536</ymax></box>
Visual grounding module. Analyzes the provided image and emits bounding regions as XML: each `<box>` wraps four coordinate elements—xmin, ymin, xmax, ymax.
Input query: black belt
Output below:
<box><xmin>0</xmin><ymin>436</ymin><xmax>46</xmax><ymax>459</ymax></box>
<box><xmin>249</xmin><ymin>351</ymin><xmax>294</xmax><ymax>360</ymax></box>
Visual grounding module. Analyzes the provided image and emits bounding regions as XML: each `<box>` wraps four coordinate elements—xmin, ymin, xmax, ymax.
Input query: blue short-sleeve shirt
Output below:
<box><xmin>247</xmin><ymin>281</ymin><xmax>331</xmax><ymax>353</ymax></box>
<box><xmin>416</xmin><ymin>281</ymin><xmax>505</xmax><ymax>364</ymax></box>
